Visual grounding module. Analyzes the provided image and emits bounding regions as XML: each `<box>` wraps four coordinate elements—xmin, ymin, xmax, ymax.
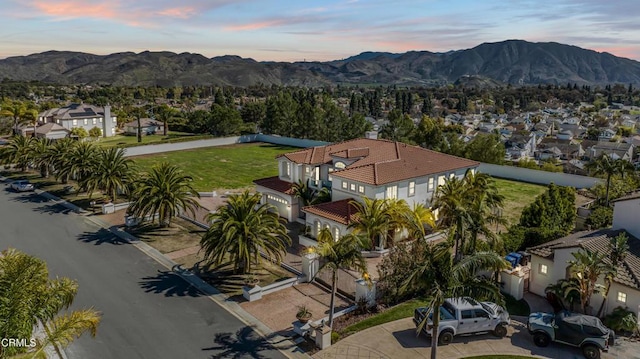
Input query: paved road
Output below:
<box><xmin>0</xmin><ymin>186</ymin><xmax>288</xmax><ymax>359</ymax></box>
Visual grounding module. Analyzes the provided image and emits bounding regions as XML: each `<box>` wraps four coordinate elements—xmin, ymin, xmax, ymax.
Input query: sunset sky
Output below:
<box><xmin>1</xmin><ymin>0</ymin><xmax>639</xmax><ymax>62</ymax></box>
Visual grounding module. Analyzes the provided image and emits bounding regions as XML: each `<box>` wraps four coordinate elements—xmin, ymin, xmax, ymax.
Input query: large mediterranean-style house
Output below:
<box><xmin>254</xmin><ymin>138</ymin><xmax>479</xmax><ymax>247</ymax></box>
<box><xmin>527</xmin><ymin>193</ymin><xmax>640</xmax><ymax>317</ymax></box>
<box><xmin>38</xmin><ymin>104</ymin><xmax>117</xmax><ymax>137</ymax></box>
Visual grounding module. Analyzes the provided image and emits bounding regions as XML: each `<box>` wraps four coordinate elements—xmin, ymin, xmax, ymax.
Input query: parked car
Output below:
<box><xmin>527</xmin><ymin>311</ymin><xmax>614</xmax><ymax>359</ymax></box>
<box><xmin>413</xmin><ymin>298</ymin><xmax>510</xmax><ymax>345</ymax></box>
<box><xmin>10</xmin><ymin>180</ymin><xmax>35</xmax><ymax>192</ymax></box>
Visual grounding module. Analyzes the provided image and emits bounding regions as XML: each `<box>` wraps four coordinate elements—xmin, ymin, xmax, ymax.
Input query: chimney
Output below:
<box><xmin>364</xmin><ymin>130</ymin><xmax>378</xmax><ymax>139</ymax></box>
<box><xmin>102</xmin><ymin>104</ymin><xmax>112</xmax><ymax>138</ymax></box>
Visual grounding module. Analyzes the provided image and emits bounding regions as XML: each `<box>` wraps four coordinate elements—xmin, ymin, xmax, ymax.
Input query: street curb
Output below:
<box><xmin>0</xmin><ymin>175</ymin><xmax>310</xmax><ymax>359</ymax></box>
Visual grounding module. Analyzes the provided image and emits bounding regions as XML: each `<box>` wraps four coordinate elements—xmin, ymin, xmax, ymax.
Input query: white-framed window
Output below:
<box><xmin>539</xmin><ymin>264</ymin><xmax>548</xmax><ymax>275</ymax></box>
<box><xmin>92</xmin><ymin>118</ymin><xmax>97</xmax><ymax>125</ymax></box>
<box><xmin>83</xmin><ymin>119</ymin><xmax>88</xmax><ymax>125</ymax></box>
<box><xmin>428</xmin><ymin>177</ymin><xmax>434</xmax><ymax>192</ymax></box>
<box><xmin>99</xmin><ymin>118</ymin><xmax>103</xmax><ymax>123</ymax></box>
<box><xmin>350</xmin><ymin>183</ymin><xmax>356</xmax><ymax>192</ymax></box>
<box><xmin>386</xmin><ymin>185</ymin><xmax>398</xmax><ymax>199</ymax></box>
<box><xmin>305</xmin><ymin>166</ymin><xmax>310</xmax><ymax>174</ymax></box>
<box><xmin>72</xmin><ymin>119</ymin><xmax>77</xmax><ymax>126</ymax></box>
<box><xmin>334</xmin><ymin>227</ymin><xmax>340</xmax><ymax>241</ymax></box>
<box><xmin>408</xmin><ymin>181</ymin><xmax>415</xmax><ymax>196</ymax></box>
<box><xmin>281</xmin><ymin>162</ymin><xmax>291</xmax><ymax>178</ymax></box>
<box><xmin>315</xmin><ymin>221</ymin><xmax>321</xmax><ymax>236</ymax></box>
<box><xmin>314</xmin><ymin>166</ymin><xmax>320</xmax><ymax>184</ymax></box>
<box><xmin>617</xmin><ymin>292</ymin><xmax>627</xmax><ymax>303</ymax></box>
<box><xmin>449</xmin><ymin>172</ymin><xmax>455</xmax><ymax>179</ymax></box>
<box><xmin>56</xmin><ymin>119</ymin><xmax>60</xmax><ymax>124</ymax></box>
<box><xmin>342</xmin><ymin>181</ymin><xmax>348</xmax><ymax>190</ymax></box>
<box><xmin>438</xmin><ymin>175</ymin><xmax>445</xmax><ymax>186</ymax></box>
<box><xmin>335</xmin><ymin>162</ymin><xmax>346</xmax><ymax>169</ymax></box>
<box><xmin>358</xmin><ymin>185</ymin><xmax>365</xmax><ymax>194</ymax></box>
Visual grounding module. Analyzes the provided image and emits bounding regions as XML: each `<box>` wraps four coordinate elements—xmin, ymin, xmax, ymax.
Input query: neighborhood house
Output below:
<box><xmin>527</xmin><ymin>192</ymin><xmax>640</xmax><ymax>317</ymax></box>
<box><xmin>38</xmin><ymin>103</ymin><xmax>117</xmax><ymax>137</ymax></box>
<box><xmin>254</xmin><ymin>138</ymin><xmax>479</xmax><ymax>247</ymax></box>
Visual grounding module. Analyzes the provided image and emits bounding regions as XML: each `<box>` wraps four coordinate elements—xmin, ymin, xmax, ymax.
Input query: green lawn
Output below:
<box><xmin>130</xmin><ymin>143</ymin><xmax>297</xmax><ymax>191</ymax></box>
<box><xmin>494</xmin><ymin>178</ymin><xmax>547</xmax><ymax>226</ymax></box>
<box><xmin>94</xmin><ymin>132</ymin><xmax>214</xmax><ymax>148</ymax></box>
<box><xmin>339</xmin><ymin>298</ymin><xmax>429</xmax><ymax>338</ymax></box>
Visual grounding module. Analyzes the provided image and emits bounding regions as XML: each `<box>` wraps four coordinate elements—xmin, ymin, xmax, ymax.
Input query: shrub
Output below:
<box><xmin>586</xmin><ymin>206</ymin><xmax>613</xmax><ymax>229</ymax></box>
<box><xmin>604</xmin><ymin>306</ymin><xmax>639</xmax><ymax>335</ymax></box>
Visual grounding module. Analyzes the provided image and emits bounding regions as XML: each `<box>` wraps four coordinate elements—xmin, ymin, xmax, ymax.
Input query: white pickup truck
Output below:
<box><xmin>413</xmin><ymin>298</ymin><xmax>510</xmax><ymax>345</ymax></box>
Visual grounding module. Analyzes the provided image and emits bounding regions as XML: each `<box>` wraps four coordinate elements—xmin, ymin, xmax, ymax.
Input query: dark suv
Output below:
<box><xmin>527</xmin><ymin>311</ymin><xmax>615</xmax><ymax>359</ymax></box>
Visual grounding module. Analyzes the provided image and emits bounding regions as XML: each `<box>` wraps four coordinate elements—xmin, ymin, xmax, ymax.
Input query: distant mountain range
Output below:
<box><xmin>1</xmin><ymin>40</ymin><xmax>640</xmax><ymax>87</ymax></box>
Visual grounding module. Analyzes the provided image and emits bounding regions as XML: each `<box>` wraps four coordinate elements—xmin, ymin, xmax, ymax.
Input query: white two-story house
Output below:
<box><xmin>38</xmin><ymin>103</ymin><xmax>117</xmax><ymax>137</ymax></box>
<box><xmin>254</xmin><ymin>138</ymin><xmax>479</xmax><ymax>246</ymax></box>
<box><xmin>527</xmin><ymin>192</ymin><xmax>640</xmax><ymax>317</ymax></box>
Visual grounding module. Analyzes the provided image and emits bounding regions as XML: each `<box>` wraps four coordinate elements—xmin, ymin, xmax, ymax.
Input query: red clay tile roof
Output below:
<box><xmin>302</xmin><ymin>199</ymin><xmax>359</xmax><ymax>225</ymax></box>
<box><xmin>528</xmin><ymin>229</ymin><xmax>640</xmax><ymax>290</ymax></box>
<box><xmin>253</xmin><ymin>176</ymin><xmax>294</xmax><ymax>195</ymax></box>
<box><xmin>278</xmin><ymin>138</ymin><xmax>479</xmax><ymax>185</ymax></box>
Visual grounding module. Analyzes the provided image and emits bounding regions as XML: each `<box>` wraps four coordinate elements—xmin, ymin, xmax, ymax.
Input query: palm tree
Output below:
<box><xmin>30</xmin><ymin>137</ymin><xmax>53</xmax><ymax>177</ymax></box>
<box><xmin>403</xmin><ymin>203</ymin><xmax>437</xmax><ymax>240</ymax></box>
<box><xmin>314</xmin><ymin>228</ymin><xmax>369</xmax><ymax>329</ymax></box>
<box><xmin>0</xmin><ymin>100</ymin><xmax>36</xmax><ymax>135</ymax></box>
<box><xmin>290</xmin><ymin>179</ymin><xmax>330</xmax><ymax>218</ymax></box>
<box><xmin>154</xmin><ymin>104</ymin><xmax>180</xmax><ymax>136</ymax></box>
<box><xmin>546</xmin><ymin>278</ymin><xmax>581</xmax><ymax>312</ymax></box>
<box><xmin>348</xmin><ymin>197</ymin><xmax>393</xmax><ymax>250</ymax></box>
<box><xmin>57</xmin><ymin>141</ymin><xmax>99</xmax><ymax>192</ymax></box>
<box><xmin>587</xmin><ymin>155</ymin><xmax>634</xmax><ymax>206</ymax></box>
<box><xmin>402</xmin><ymin>241</ymin><xmax>508</xmax><ymax>359</ymax></box>
<box><xmin>128</xmin><ymin>162</ymin><xmax>201</xmax><ymax>227</ymax></box>
<box><xmin>200</xmin><ymin>190</ymin><xmax>291</xmax><ymax>274</ymax></box>
<box><xmin>568</xmin><ymin>248</ymin><xmax>608</xmax><ymax>314</ymax></box>
<box><xmin>0</xmin><ymin>135</ymin><xmax>34</xmax><ymax>172</ymax></box>
<box><xmin>0</xmin><ymin>248</ymin><xmax>101</xmax><ymax>358</ymax></box>
<box><xmin>432</xmin><ymin>176</ymin><xmax>471</xmax><ymax>261</ymax></box>
<box><xmin>46</xmin><ymin>138</ymin><xmax>77</xmax><ymax>184</ymax></box>
<box><xmin>597</xmin><ymin>232</ymin><xmax>629</xmax><ymax>317</ymax></box>
<box><xmin>463</xmin><ymin>172</ymin><xmax>505</xmax><ymax>254</ymax></box>
<box><xmin>82</xmin><ymin>147</ymin><xmax>134</xmax><ymax>201</ymax></box>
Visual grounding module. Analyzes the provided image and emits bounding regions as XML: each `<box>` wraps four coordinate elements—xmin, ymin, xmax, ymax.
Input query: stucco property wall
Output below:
<box><xmin>612</xmin><ymin>198</ymin><xmax>640</xmax><ymax>239</ymax></box>
<box><xmin>478</xmin><ymin>163</ymin><xmax>603</xmax><ymax>188</ymax></box>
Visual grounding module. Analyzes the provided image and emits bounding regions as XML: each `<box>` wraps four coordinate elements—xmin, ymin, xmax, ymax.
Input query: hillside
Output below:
<box><xmin>1</xmin><ymin>40</ymin><xmax>639</xmax><ymax>87</ymax></box>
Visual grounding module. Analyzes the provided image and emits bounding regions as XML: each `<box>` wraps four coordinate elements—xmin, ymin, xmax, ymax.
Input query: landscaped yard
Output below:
<box><xmin>130</xmin><ymin>142</ymin><xmax>297</xmax><ymax>191</ymax></box>
<box><xmin>494</xmin><ymin>178</ymin><xmax>547</xmax><ymax>226</ymax></box>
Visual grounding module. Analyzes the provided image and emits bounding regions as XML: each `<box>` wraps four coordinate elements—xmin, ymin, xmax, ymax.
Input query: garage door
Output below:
<box><xmin>266</xmin><ymin>194</ymin><xmax>289</xmax><ymax>219</ymax></box>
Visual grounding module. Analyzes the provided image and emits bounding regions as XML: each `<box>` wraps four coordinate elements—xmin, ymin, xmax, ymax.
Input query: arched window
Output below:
<box><xmin>333</xmin><ymin>227</ymin><xmax>340</xmax><ymax>241</ymax></box>
<box><xmin>335</xmin><ymin>162</ymin><xmax>346</xmax><ymax>169</ymax></box>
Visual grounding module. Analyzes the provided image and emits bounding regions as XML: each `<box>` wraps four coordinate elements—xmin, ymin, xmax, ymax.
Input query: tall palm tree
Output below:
<box><xmin>463</xmin><ymin>172</ymin><xmax>505</xmax><ymax>254</ymax></box>
<box><xmin>432</xmin><ymin>176</ymin><xmax>471</xmax><ymax>261</ymax></box>
<box><xmin>597</xmin><ymin>232</ymin><xmax>629</xmax><ymax>317</ymax></box>
<box><xmin>314</xmin><ymin>228</ymin><xmax>369</xmax><ymax>329</ymax></box>
<box><xmin>0</xmin><ymin>135</ymin><xmax>35</xmax><ymax>172</ymax></box>
<box><xmin>402</xmin><ymin>241</ymin><xmax>508</xmax><ymax>359</ymax></box>
<box><xmin>587</xmin><ymin>155</ymin><xmax>634</xmax><ymax>206</ymax></box>
<box><xmin>154</xmin><ymin>104</ymin><xmax>180</xmax><ymax>136</ymax></box>
<box><xmin>200</xmin><ymin>190</ymin><xmax>291</xmax><ymax>274</ymax></box>
<box><xmin>568</xmin><ymin>248</ymin><xmax>608</xmax><ymax>314</ymax></box>
<box><xmin>0</xmin><ymin>248</ymin><xmax>101</xmax><ymax>358</ymax></box>
<box><xmin>82</xmin><ymin>147</ymin><xmax>134</xmax><ymax>201</ymax></box>
<box><xmin>128</xmin><ymin>162</ymin><xmax>201</xmax><ymax>227</ymax></box>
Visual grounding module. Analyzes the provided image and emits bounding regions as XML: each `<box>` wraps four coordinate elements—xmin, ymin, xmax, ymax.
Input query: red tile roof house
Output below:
<box><xmin>254</xmin><ymin>138</ymin><xmax>479</xmax><ymax>249</ymax></box>
<box><xmin>527</xmin><ymin>192</ymin><xmax>640</xmax><ymax>317</ymax></box>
